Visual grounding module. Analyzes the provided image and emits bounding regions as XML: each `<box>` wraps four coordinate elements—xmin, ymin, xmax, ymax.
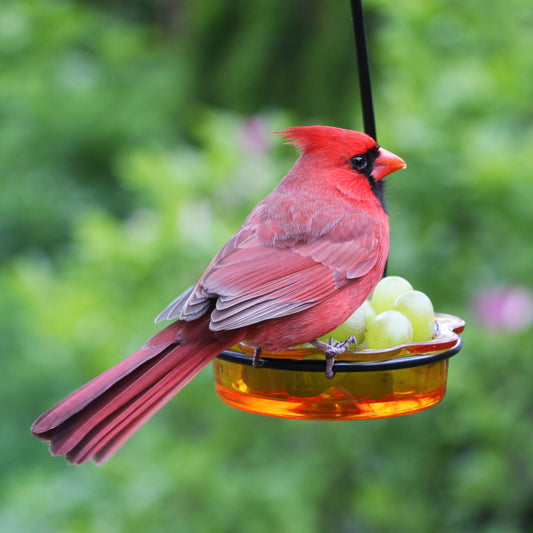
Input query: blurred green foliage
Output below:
<box><xmin>2</xmin><ymin>0</ymin><xmax>533</xmax><ymax>532</ymax></box>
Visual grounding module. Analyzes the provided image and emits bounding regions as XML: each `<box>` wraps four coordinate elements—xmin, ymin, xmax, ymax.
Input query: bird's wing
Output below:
<box><xmin>165</xmin><ymin>202</ymin><xmax>384</xmax><ymax>330</ymax></box>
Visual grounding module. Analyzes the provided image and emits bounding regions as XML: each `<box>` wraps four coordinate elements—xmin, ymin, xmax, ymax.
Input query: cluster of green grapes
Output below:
<box><xmin>323</xmin><ymin>276</ymin><xmax>436</xmax><ymax>350</ymax></box>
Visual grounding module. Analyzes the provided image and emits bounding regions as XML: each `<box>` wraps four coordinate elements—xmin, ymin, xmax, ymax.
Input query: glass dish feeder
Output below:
<box><xmin>214</xmin><ymin>313</ymin><xmax>464</xmax><ymax>420</ymax></box>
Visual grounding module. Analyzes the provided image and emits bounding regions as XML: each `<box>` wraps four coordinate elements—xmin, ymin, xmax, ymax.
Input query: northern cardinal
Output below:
<box><xmin>31</xmin><ymin>125</ymin><xmax>406</xmax><ymax>464</ymax></box>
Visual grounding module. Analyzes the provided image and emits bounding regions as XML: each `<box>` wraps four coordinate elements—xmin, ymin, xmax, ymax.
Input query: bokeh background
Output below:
<box><xmin>2</xmin><ymin>0</ymin><xmax>533</xmax><ymax>531</ymax></box>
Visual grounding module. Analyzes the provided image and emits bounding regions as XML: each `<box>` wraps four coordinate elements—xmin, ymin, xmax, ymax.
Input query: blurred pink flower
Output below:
<box><xmin>239</xmin><ymin>116</ymin><xmax>270</xmax><ymax>154</ymax></box>
<box><xmin>472</xmin><ymin>285</ymin><xmax>533</xmax><ymax>332</ymax></box>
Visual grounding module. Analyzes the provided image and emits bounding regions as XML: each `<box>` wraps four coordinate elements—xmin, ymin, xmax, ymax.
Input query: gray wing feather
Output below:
<box><xmin>154</xmin><ymin>285</ymin><xmax>196</xmax><ymax>323</ymax></box>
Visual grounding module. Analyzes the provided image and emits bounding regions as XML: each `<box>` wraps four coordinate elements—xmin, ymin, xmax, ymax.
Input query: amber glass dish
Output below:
<box><xmin>213</xmin><ymin>313</ymin><xmax>465</xmax><ymax>420</ymax></box>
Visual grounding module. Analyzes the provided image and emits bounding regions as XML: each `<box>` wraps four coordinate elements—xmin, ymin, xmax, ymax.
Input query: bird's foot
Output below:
<box><xmin>252</xmin><ymin>347</ymin><xmax>264</xmax><ymax>368</ymax></box>
<box><xmin>310</xmin><ymin>336</ymin><xmax>358</xmax><ymax>378</ymax></box>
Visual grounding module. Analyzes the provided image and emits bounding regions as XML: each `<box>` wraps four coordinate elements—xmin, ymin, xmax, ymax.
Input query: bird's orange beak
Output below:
<box><xmin>373</xmin><ymin>147</ymin><xmax>407</xmax><ymax>181</ymax></box>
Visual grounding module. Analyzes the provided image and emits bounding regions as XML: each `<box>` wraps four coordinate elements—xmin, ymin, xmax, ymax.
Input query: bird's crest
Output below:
<box><xmin>276</xmin><ymin>125</ymin><xmax>376</xmax><ymax>158</ymax></box>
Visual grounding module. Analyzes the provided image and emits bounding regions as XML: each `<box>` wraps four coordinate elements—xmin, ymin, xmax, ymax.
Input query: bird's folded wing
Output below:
<box><xmin>181</xmin><ymin>218</ymin><xmax>380</xmax><ymax>330</ymax></box>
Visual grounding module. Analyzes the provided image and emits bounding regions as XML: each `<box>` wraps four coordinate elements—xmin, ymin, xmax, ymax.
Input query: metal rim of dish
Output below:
<box><xmin>217</xmin><ymin>337</ymin><xmax>462</xmax><ymax>373</ymax></box>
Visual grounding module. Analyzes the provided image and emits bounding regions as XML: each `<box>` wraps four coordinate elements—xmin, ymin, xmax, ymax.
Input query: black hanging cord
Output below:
<box><xmin>350</xmin><ymin>0</ymin><xmax>385</xmax><ymax>209</ymax></box>
<box><xmin>350</xmin><ymin>0</ymin><xmax>377</xmax><ymax>141</ymax></box>
<box><xmin>350</xmin><ymin>0</ymin><xmax>387</xmax><ymax>275</ymax></box>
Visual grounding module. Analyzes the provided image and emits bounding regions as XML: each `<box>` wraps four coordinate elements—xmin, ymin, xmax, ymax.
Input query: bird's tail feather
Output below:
<box><xmin>31</xmin><ymin>317</ymin><xmax>243</xmax><ymax>464</ymax></box>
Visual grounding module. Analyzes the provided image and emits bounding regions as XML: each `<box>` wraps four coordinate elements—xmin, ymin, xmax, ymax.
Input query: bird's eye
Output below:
<box><xmin>350</xmin><ymin>155</ymin><xmax>368</xmax><ymax>171</ymax></box>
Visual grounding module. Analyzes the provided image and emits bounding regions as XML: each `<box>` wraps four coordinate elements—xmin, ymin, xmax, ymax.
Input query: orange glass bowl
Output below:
<box><xmin>213</xmin><ymin>313</ymin><xmax>465</xmax><ymax>420</ymax></box>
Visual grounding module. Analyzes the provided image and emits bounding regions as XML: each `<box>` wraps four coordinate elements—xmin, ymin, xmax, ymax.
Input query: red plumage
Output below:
<box><xmin>31</xmin><ymin>125</ymin><xmax>406</xmax><ymax>464</ymax></box>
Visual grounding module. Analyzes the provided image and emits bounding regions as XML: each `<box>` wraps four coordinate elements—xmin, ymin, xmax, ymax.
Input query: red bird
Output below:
<box><xmin>31</xmin><ymin>126</ymin><xmax>406</xmax><ymax>464</ymax></box>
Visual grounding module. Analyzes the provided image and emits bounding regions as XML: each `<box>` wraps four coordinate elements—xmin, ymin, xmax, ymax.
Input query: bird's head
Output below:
<box><xmin>277</xmin><ymin>125</ymin><xmax>406</xmax><ymax>183</ymax></box>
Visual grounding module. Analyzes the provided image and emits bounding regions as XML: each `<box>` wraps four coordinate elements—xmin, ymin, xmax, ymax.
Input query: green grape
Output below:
<box><xmin>358</xmin><ymin>339</ymin><xmax>369</xmax><ymax>350</ymax></box>
<box><xmin>393</xmin><ymin>290</ymin><xmax>435</xmax><ymax>342</ymax></box>
<box><xmin>359</xmin><ymin>299</ymin><xmax>376</xmax><ymax>327</ymax></box>
<box><xmin>366</xmin><ymin>310</ymin><xmax>414</xmax><ymax>349</ymax></box>
<box><xmin>321</xmin><ymin>307</ymin><xmax>366</xmax><ymax>345</ymax></box>
<box><xmin>370</xmin><ymin>276</ymin><xmax>413</xmax><ymax>314</ymax></box>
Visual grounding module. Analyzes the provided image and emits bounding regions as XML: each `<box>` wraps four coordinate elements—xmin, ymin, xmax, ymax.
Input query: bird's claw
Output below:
<box><xmin>330</xmin><ymin>335</ymin><xmax>358</xmax><ymax>352</ymax></box>
<box><xmin>310</xmin><ymin>336</ymin><xmax>358</xmax><ymax>378</ymax></box>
